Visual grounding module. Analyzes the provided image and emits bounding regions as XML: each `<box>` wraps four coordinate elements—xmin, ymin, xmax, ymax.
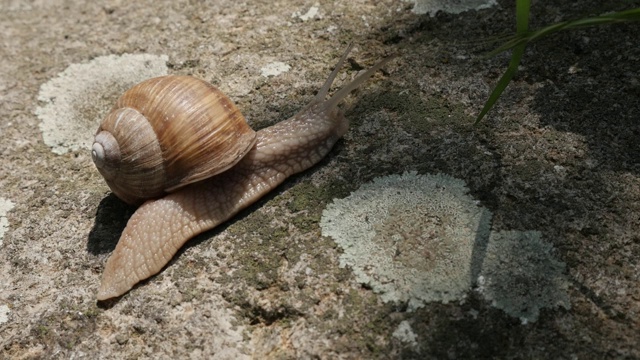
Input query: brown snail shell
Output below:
<box><xmin>91</xmin><ymin>75</ymin><xmax>257</xmax><ymax>205</ymax></box>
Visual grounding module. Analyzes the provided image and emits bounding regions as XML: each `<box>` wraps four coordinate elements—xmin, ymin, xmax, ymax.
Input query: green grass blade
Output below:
<box><xmin>474</xmin><ymin>44</ymin><xmax>526</xmax><ymax>124</ymax></box>
<box><xmin>516</xmin><ymin>0</ymin><xmax>530</xmax><ymax>33</ymax></box>
<box><xmin>475</xmin><ymin>6</ymin><xmax>639</xmax><ymax>124</ymax></box>
<box><xmin>488</xmin><ymin>7</ymin><xmax>640</xmax><ymax>56</ymax></box>
<box><xmin>475</xmin><ymin>0</ymin><xmax>530</xmax><ymax>124</ymax></box>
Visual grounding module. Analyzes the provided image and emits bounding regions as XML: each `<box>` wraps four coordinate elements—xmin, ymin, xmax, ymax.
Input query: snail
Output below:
<box><xmin>93</xmin><ymin>44</ymin><xmax>393</xmax><ymax>300</ymax></box>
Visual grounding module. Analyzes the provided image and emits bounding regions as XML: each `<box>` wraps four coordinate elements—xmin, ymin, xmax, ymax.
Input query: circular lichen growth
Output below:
<box><xmin>35</xmin><ymin>53</ymin><xmax>169</xmax><ymax>154</ymax></box>
<box><xmin>477</xmin><ymin>230</ymin><xmax>571</xmax><ymax>324</ymax></box>
<box><xmin>320</xmin><ymin>171</ymin><xmax>492</xmax><ymax>310</ymax></box>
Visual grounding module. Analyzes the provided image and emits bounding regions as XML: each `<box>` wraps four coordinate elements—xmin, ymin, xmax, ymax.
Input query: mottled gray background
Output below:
<box><xmin>1</xmin><ymin>0</ymin><xmax>639</xmax><ymax>358</ymax></box>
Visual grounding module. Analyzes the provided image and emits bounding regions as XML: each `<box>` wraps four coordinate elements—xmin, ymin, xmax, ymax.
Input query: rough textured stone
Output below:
<box><xmin>1</xmin><ymin>0</ymin><xmax>639</xmax><ymax>358</ymax></box>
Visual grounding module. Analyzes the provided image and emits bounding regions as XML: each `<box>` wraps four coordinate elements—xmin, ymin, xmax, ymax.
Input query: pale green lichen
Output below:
<box><xmin>0</xmin><ymin>197</ymin><xmax>15</xmax><ymax>247</ymax></box>
<box><xmin>320</xmin><ymin>171</ymin><xmax>492</xmax><ymax>310</ymax></box>
<box><xmin>477</xmin><ymin>230</ymin><xmax>571</xmax><ymax>324</ymax></box>
<box><xmin>0</xmin><ymin>304</ymin><xmax>10</xmax><ymax>325</ymax></box>
<box><xmin>35</xmin><ymin>53</ymin><xmax>169</xmax><ymax>154</ymax></box>
<box><xmin>260</xmin><ymin>62</ymin><xmax>291</xmax><ymax>77</ymax></box>
<box><xmin>404</xmin><ymin>0</ymin><xmax>497</xmax><ymax>16</ymax></box>
<box><xmin>392</xmin><ymin>320</ymin><xmax>418</xmax><ymax>347</ymax></box>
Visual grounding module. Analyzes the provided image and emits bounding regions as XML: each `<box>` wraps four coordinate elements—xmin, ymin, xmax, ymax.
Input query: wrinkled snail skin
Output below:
<box><xmin>97</xmin><ymin>46</ymin><xmax>393</xmax><ymax>300</ymax></box>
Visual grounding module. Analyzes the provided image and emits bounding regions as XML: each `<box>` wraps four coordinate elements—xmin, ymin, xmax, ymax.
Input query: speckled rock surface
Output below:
<box><xmin>1</xmin><ymin>0</ymin><xmax>639</xmax><ymax>358</ymax></box>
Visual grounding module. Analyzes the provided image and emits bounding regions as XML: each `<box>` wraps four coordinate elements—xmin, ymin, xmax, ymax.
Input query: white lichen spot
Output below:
<box><xmin>35</xmin><ymin>53</ymin><xmax>169</xmax><ymax>154</ymax></box>
<box><xmin>404</xmin><ymin>0</ymin><xmax>497</xmax><ymax>16</ymax></box>
<box><xmin>0</xmin><ymin>305</ymin><xmax>9</xmax><ymax>325</ymax></box>
<box><xmin>0</xmin><ymin>198</ymin><xmax>15</xmax><ymax>247</ymax></box>
<box><xmin>392</xmin><ymin>320</ymin><xmax>418</xmax><ymax>347</ymax></box>
<box><xmin>293</xmin><ymin>5</ymin><xmax>320</xmax><ymax>22</ymax></box>
<box><xmin>260</xmin><ymin>62</ymin><xmax>292</xmax><ymax>77</ymax></box>
<box><xmin>477</xmin><ymin>230</ymin><xmax>571</xmax><ymax>324</ymax></box>
<box><xmin>321</xmin><ymin>171</ymin><xmax>492</xmax><ymax>310</ymax></box>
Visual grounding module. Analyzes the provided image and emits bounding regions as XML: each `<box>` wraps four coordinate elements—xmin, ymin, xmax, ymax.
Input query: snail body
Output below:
<box><xmin>95</xmin><ymin>44</ymin><xmax>393</xmax><ymax>300</ymax></box>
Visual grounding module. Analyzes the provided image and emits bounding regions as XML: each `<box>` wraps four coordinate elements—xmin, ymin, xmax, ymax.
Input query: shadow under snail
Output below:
<box><xmin>92</xmin><ymin>44</ymin><xmax>393</xmax><ymax>300</ymax></box>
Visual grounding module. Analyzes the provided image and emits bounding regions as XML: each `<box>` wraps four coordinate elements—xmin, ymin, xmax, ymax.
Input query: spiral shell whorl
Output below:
<box><xmin>92</xmin><ymin>131</ymin><xmax>120</xmax><ymax>180</ymax></box>
<box><xmin>93</xmin><ymin>107</ymin><xmax>166</xmax><ymax>204</ymax></box>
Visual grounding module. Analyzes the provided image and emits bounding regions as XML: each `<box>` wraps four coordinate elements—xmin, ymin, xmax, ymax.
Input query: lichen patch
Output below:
<box><xmin>392</xmin><ymin>320</ymin><xmax>418</xmax><ymax>347</ymax></box>
<box><xmin>0</xmin><ymin>197</ymin><xmax>15</xmax><ymax>247</ymax></box>
<box><xmin>35</xmin><ymin>53</ymin><xmax>169</xmax><ymax>155</ymax></box>
<box><xmin>260</xmin><ymin>62</ymin><xmax>291</xmax><ymax>77</ymax></box>
<box><xmin>404</xmin><ymin>0</ymin><xmax>497</xmax><ymax>16</ymax></box>
<box><xmin>320</xmin><ymin>171</ymin><xmax>492</xmax><ymax>310</ymax></box>
<box><xmin>0</xmin><ymin>305</ymin><xmax>10</xmax><ymax>325</ymax></box>
<box><xmin>477</xmin><ymin>230</ymin><xmax>571</xmax><ymax>324</ymax></box>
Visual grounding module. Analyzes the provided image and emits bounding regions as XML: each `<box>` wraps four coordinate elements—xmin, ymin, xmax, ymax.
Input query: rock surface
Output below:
<box><xmin>1</xmin><ymin>0</ymin><xmax>639</xmax><ymax>358</ymax></box>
